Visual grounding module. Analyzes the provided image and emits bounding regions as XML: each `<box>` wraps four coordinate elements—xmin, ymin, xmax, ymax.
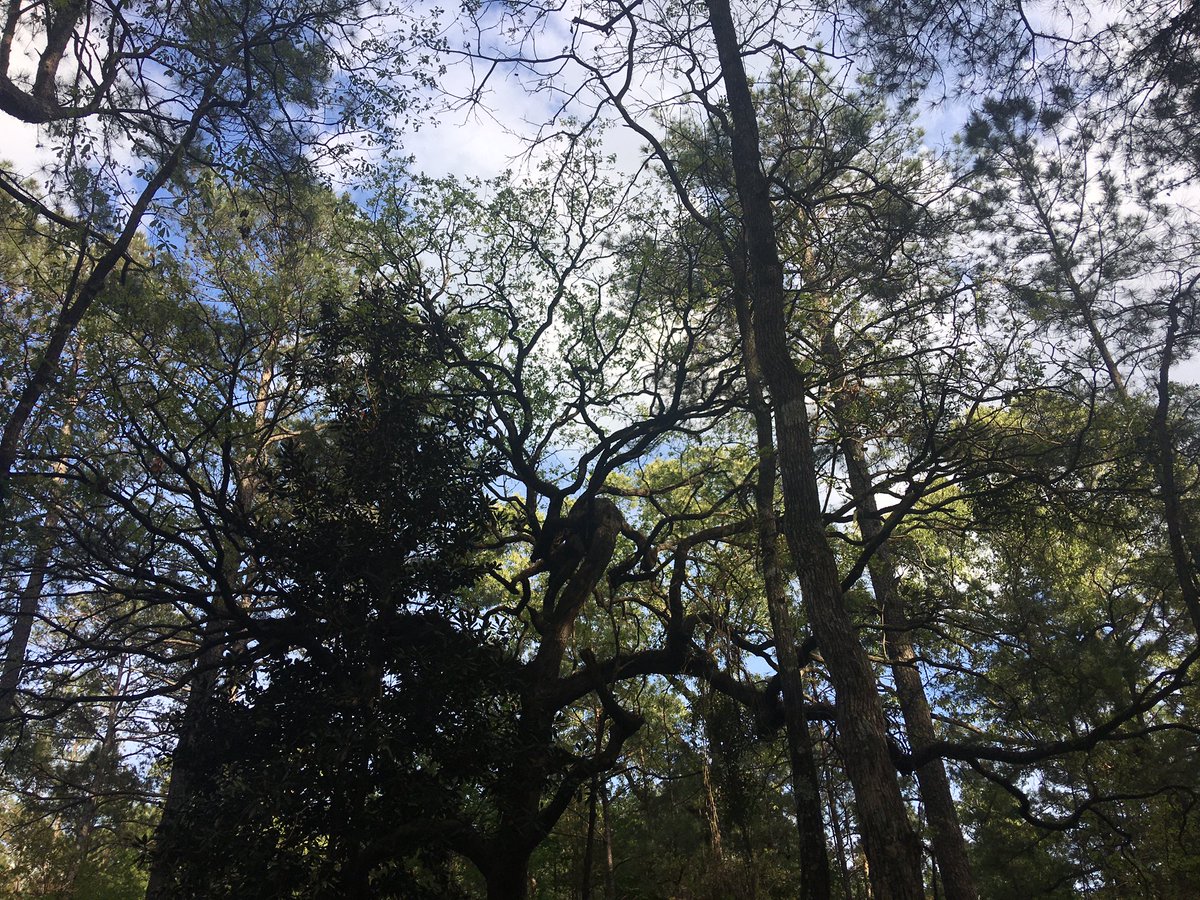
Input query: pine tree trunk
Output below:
<box><xmin>0</xmin><ymin>536</ymin><xmax>52</xmax><ymax>721</ymax></box>
<box><xmin>733</xmin><ymin>279</ymin><xmax>831</xmax><ymax>900</ymax></box>
<box><xmin>703</xmin><ymin>2</ymin><xmax>925</xmax><ymax>895</ymax></box>
<box><xmin>823</xmin><ymin>330</ymin><xmax>978</xmax><ymax>900</ymax></box>
<box><xmin>824</xmin><ymin>760</ymin><xmax>860</xmax><ymax>900</ymax></box>
<box><xmin>1</xmin><ymin>402</ymin><xmax>74</xmax><ymax>723</ymax></box>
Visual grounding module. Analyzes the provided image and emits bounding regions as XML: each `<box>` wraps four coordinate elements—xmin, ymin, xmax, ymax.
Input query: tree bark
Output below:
<box><xmin>485</xmin><ymin>851</ymin><xmax>532</xmax><ymax>900</ymax></box>
<box><xmin>144</xmin><ymin>652</ymin><xmax>220</xmax><ymax>900</ymax></box>
<box><xmin>1153</xmin><ymin>297</ymin><xmax>1200</xmax><ymax>635</ymax></box>
<box><xmin>601</xmin><ymin>780</ymin><xmax>616</xmax><ymax>900</ymax></box>
<box><xmin>733</xmin><ymin>275</ymin><xmax>831</xmax><ymax>900</ymax></box>
<box><xmin>703</xmin><ymin>2</ymin><xmax>925</xmax><ymax>896</ymax></box>
<box><xmin>825</xmin><ymin>337</ymin><xmax>977</xmax><ymax>900</ymax></box>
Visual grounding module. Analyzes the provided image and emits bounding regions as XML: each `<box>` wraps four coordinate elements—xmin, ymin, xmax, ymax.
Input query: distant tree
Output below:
<box><xmin>0</xmin><ymin>659</ymin><xmax>156</xmax><ymax>900</ymax></box>
<box><xmin>964</xmin><ymin>95</ymin><xmax>1200</xmax><ymax>637</ymax></box>
<box><xmin>926</xmin><ymin>391</ymin><xmax>1200</xmax><ymax>895</ymax></box>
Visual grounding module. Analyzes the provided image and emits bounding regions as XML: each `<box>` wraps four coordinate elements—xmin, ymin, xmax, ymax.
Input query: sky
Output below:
<box><xmin>5</xmin><ymin>117</ymin><xmax>50</xmax><ymax>177</ymax></box>
<box><xmin>3</xmin><ymin>0</ymin><xmax>1197</xmax><ymax>387</ymax></box>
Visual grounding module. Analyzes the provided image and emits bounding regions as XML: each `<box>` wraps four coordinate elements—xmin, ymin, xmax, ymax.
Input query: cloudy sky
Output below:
<box><xmin>4</xmin><ymin>0</ymin><xmax>1195</xmax><ymax>385</ymax></box>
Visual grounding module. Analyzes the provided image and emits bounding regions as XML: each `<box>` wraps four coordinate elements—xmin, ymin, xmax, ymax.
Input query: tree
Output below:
<box><xmin>656</xmin><ymin>63</ymin><xmax>989</xmax><ymax>898</ymax></box>
<box><xmin>373</xmin><ymin>161</ymin><xmax>744</xmax><ymax>897</ymax></box>
<box><xmin>0</xmin><ymin>0</ymin><xmax>440</xmax><ymax>503</ymax></box>
<box><xmin>1</xmin><ymin>170</ymin><xmax>373</xmax><ymax>896</ymax></box>
<box><xmin>454</xmin><ymin>1</ymin><xmax>1200</xmax><ymax>894</ymax></box>
<box><xmin>0</xmin><ymin>658</ymin><xmax>157</xmax><ymax>900</ymax></box>
<box><xmin>7</xmin><ymin>1</ymin><xmax>1200</xmax><ymax>895</ymax></box>
<box><xmin>149</xmin><ymin>283</ymin><xmax>501</xmax><ymax>898</ymax></box>
<box><xmin>131</xmin><ymin>154</ymin><xmax>809</xmax><ymax>898</ymax></box>
<box><xmin>964</xmin><ymin>95</ymin><xmax>1200</xmax><ymax>637</ymax></box>
<box><xmin>453</xmin><ymin>2</ymin><xmax>926</xmax><ymax>891</ymax></box>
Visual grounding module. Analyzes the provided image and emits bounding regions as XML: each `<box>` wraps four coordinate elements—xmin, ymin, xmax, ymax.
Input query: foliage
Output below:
<box><xmin>153</xmin><ymin>284</ymin><xmax>504</xmax><ymax>898</ymax></box>
<box><xmin>5</xmin><ymin>1</ymin><xmax>1200</xmax><ymax>898</ymax></box>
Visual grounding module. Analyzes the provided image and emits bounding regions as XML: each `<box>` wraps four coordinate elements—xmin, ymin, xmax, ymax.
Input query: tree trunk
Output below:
<box><xmin>583</xmin><ymin>774</ymin><xmax>599</xmax><ymax>900</ymax></box>
<box><xmin>703</xmin><ymin>2</ymin><xmax>925</xmax><ymax>896</ymax></box>
<box><xmin>1154</xmin><ymin>300</ymin><xmax>1200</xmax><ymax>635</ymax></box>
<box><xmin>824</xmin><ymin>759</ymin><xmax>860</xmax><ymax>900</ymax></box>
<box><xmin>823</xmin><ymin>330</ymin><xmax>978</xmax><ymax>900</ymax></box>
<box><xmin>144</xmin><ymin>653</ymin><xmax>219</xmax><ymax>900</ymax></box>
<box><xmin>733</xmin><ymin>276</ymin><xmax>831</xmax><ymax>900</ymax></box>
<box><xmin>0</xmin><ymin>536</ymin><xmax>52</xmax><ymax>722</ymax></box>
<box><xmin>485</xmin><ymin>851</ymin><xmax>532</xmax><ymax>900</ymax></box>
<box><xmin>600</xmin><ymin>779</ymin><xmax>616</xmax><ymax>900</ymax></box>
<box><xmin>1</xmin><ymin>400</ymin><xmax>74</xmax><ymax>723</ymax></box>
<box><xmin>701</xmin><ymin>753</ymin><xmax>724</xmax><ymax>861</ymax></box>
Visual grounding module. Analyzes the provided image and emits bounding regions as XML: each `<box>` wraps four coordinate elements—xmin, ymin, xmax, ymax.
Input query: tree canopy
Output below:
<box><xmin>2</xmin><ymin>1</ymin><xmax>1199</xmax><ymax>898</ymax></box>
